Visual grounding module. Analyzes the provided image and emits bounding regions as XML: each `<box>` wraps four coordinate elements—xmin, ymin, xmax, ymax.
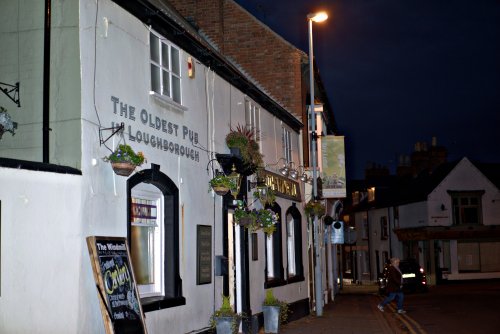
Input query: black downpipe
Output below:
<box><xmin>43</xmin><ymin>0</ymin><xmax>51</xmax><ymax>163</ymax></box>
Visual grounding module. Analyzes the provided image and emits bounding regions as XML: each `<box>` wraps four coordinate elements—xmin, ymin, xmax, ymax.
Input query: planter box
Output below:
<box><xmin>215</xmin><ymin>316</ymin><xmax>241</xmax><ymax>334</ymax></box>
<box><xmin>263</xmin><ymin>305</ymin><xmax>280</xmax><ymax>333</ymax></box>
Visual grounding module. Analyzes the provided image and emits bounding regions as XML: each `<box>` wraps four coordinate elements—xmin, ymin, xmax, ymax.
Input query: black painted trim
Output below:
<box><xmin>0</xmin><ymin>157</ymin><xmax>82</xmax><ymax>175</ymax></box>
<box><xmin>127</xmin><ymin>164</ymin><xmax>185</xmax><ymax>312</ymax></box>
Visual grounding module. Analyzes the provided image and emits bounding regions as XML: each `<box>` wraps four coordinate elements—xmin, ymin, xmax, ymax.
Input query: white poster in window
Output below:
<box><xmin>321</xmin><ymin>136</ymin><xmax>346</xmax><ymax>198</ymax></box>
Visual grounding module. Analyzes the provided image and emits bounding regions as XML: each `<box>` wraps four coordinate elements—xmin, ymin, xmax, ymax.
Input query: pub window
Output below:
<box><xmin>286</xmin><ymin>205</ymin><xmax>304</xmax><ymax>282</ymax></box>
<box><xmin>265</xmin><ymin>203</ymin><xmax>284</xmax><ymax>287</ymax></box>
<box><xmin>127</xmin><ymin>165</ymin><xmax>185</xmax><ymax>311</ymax></box>
<box><xmin>150</xmin><ymin>31</ymin><xmax>182</xmax><ymax>104</ymax></box>
<box><xmin>450</xmin><ymin>191</ymin><xmax>483</xmax><ymax>225</ymax></box>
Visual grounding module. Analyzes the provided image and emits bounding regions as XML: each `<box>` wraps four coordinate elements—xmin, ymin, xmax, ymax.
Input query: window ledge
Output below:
<box><xmin>149</xmin><ymin>91</ymin><xmax>187</xmax><ymax>112</ymax></box>
<box><xmin>141</xmin><ymin>296</ymin><xmax>186</xmax><ymax>312</ymax></box>
<box><xmin>264</xmin><ymin>278</ymin><xmax>286</xmax><ymax>289</ymax></box>
<box><xmin>286</xmin><ymin>274</ymin><xmax>305</xmax><ymax>284</ymax></box>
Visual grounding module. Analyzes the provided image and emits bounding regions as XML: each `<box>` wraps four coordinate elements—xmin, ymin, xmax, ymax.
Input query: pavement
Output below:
<box><xmin>275</xmin><ymin>284</ymin><xmax>411</xmax><ymax>334</ymax></box>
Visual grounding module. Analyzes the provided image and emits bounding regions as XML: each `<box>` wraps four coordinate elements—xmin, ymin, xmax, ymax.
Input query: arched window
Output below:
<box><xmin>127</xmin><ymin>164</ymin><xmax>185</xmax><ymax>311</ymax></box>
<box><xmin>265</xmin><ymin>202</ymin><xmax>285</xmax><ymax>288</ymax></box>
<box><xmin>285</xmin><ymin>204</ymin><xmax>304</xmax><ymax>283</ymax></box>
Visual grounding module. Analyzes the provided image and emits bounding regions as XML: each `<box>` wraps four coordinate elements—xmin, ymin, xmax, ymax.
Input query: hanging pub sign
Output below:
<box><xmin>320</xmin><ymin>136</ymin><xmax>346</xmax><ymax>198</ymax></box>
<box><xmin>87</xmin><ymin>236</ymin><xmax>147</xmax><ymax>334</ymax></box>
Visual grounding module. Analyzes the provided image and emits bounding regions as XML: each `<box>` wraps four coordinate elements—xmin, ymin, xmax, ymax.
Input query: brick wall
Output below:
<box><xmin>168</xmin><ymin>0</ymin><xmax>304</xmax><ymax>119</ymax></box>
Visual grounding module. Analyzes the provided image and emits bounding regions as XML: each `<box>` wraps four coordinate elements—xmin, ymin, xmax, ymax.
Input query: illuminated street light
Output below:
<box><xmin>307</xmin><ymin>10</ymin><xmax>327</xmax><ymax>317</ymax></box>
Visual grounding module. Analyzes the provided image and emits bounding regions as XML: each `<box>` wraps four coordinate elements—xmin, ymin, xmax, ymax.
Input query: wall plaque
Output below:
<box><xmin>196</xmin><ymin>225</ymin><xmax>212</xmax><ymax>285</ymax></box>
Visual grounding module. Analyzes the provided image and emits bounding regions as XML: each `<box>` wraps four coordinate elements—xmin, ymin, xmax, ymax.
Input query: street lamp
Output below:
<box><xmin>307</xmin><ymin>10</ymin><xmax>328</xmax><ymax>317</ymax></box>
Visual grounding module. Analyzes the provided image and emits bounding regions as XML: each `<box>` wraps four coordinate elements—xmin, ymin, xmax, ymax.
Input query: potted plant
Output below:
<box><xmin>0</xmin><ymin>106</ymin><xmax>17</xmax><ymax>140</ymax></box>
<box><xmin>304</xmin><ymin>200</ymin><xmax>326</xmax><ymax>219</ymax></box>
<box><xmin>234</xmin><ymin>208</ymin><xmax>259</xmax><ymax>230</ymax></box>
<box><xmin>225</xmin><ymin>124</ymin><xmax>263</xmax><ymax>170</ymax></box>
<box><xmin>104</xmin><ymin>144</ymin><xmax>145</xmax><ymax>176</ymax></box>
<box><xmin>210</xmin><ymin>295</ymin><xmax>242</xmax><ymax>334</ymax></box>
<box><xmin>209</xmin><ymin>174</ymin><xmax>236</xmax><ymax>196</ymax></box>
<box><xmin>262</xmin><ymin>289</ymin><xmax>289</xmax><ymax>334</ymax></box>
<box><xmin>253</xmin><ymin>188</ymin><xmax>276</xmax><ymax>207</ymax></box>
<box><xmin>256</xmin><ymin>209</ymin><xmax>279</xmax><ymax>236</ymax></box>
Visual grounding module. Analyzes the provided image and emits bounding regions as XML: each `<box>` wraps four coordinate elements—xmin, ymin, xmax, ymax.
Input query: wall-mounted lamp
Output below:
<box><xmin>227</xmin><ymin>164</ymin><xmax>241</xmax><ymax>200</ymax></box>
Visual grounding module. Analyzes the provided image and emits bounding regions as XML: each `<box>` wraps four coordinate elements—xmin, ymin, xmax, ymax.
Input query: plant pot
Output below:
<box><xmin>111</xmin><ymin>162</ymin><xmax>137</xmax><ymax>177</ymax></box>
<box><xmin>229</xmin><ymin>147</ymin><xmax>241</xmax><ymax>157</ymax></box>
<box><xmin>215</xmin><ymin>316</ymin><xmax>240</xmax><ymax>334</ymax></box>
<box><xmin>263</xmin><ymin>305</ymin><xmax>281</xmax><ymax>333</ymax></box>
<box><xmin>212</xmin><ymin>185</ymin><xmax>230</xmax><ymax>196</ymax></box>
<box><xmin>238</xmin><ymin>217</ymin><xmax>254</xmax><ymax>227</ymax></box>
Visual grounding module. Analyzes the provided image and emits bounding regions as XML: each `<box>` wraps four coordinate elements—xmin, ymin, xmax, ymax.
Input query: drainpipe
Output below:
<box><xmin>43</xmin><ymin>0</ymin><xmax>51</xmax><ymax>163</ymax></box>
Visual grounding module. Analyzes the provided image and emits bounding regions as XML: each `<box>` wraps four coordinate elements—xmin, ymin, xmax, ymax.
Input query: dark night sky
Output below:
<box><xmin>235</xmin><ymin>0</ymin><xmax>500</xmax><ymax>179</ymax></box>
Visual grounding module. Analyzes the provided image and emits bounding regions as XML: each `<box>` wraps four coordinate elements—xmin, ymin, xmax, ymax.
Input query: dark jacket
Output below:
<box><xmin>386</xmin><ymin>265</ymin><xmax>403</xmax><ymax>293</ymax></box>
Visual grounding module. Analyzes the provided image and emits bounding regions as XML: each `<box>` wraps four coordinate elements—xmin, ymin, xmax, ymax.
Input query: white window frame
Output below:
<box><xmin>131</xmin><ymin>184</ymin><xmax>165</xmax><ymax>297</ymax></box>
<box><xmin>266</xmin><ymin>236</ymin><xmax>275</xmax><ymax>278</ymax></box>
<box><xmin>245</xmin><ymin>99</ymin><xmax>260</xmax><ymax>142</ymax></box>
<box><xmin>150</xmin><ymin>30</ymin><xmax>182</xmax><ymax>104</ymax></box>
<box><xmin>282</xmin><ymin>126</ymin><xmax>292</xmax><ymax>164</ymax></box>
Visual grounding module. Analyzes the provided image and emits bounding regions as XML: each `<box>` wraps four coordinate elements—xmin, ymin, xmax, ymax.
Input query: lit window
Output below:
<box><xmin>131</xmin><ymin>186</ymin><xmax>163</xmax><ymax>297</ymax></box>
<box><xmin>265</xmin><ymin>203</ymin><xmax>284</xmax><ymax>287</ymax></box>
<box><xmin>127</xmin><ymin>166</ymin><xmax>185</xmax><ymax>311</ymax></box>
<box><xmin>150</xmin><ymin>31</ymin><xmax>181</xmax><ymax>104</ymax></box>
<box><xmin>285</xmin><ymin>205</ymin><xmax>304</xmax><ymax>282</ymax></box>
<box><xmin>286</xmin><ymin>214</ymin><xmax>296</xmax><ymax>276</ymax></box>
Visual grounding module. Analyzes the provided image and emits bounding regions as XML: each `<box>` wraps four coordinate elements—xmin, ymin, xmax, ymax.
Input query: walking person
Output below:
<box><xmin>378</xmin><ymin>257</ymin><xmax>406</xmax><ymax>314</ymax></box>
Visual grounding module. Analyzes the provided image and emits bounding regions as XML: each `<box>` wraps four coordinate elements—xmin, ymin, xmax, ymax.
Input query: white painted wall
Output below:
<box><xmin>0</xmin><ymin>0</ymin><xmax>309</xmax><ymax>333</ymax></box>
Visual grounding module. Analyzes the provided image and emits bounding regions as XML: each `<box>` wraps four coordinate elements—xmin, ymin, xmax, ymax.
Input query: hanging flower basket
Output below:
<box><xmin>238</xmin><ymin>217</ymin><xmax>254</xmax><ymax>227</ymax></box>
<box><xmin>104</xmin><ymin>144</ymin><xmax>146</xmax><ymax>177</ymax></box>
<box><xmin>111</xmin><ymin>161</ymin><xmax>137</xmax><ymax>177</ymax></box>
<box><xmin>304</xmin><ymin>200</ymin><xmax>326</xmax><ymax>218</ymax></box>
<box><xmin>209</xmin><ymin>174</ymin><xmax>237</xmax><ymax>196</ymax></box>
<box><xmin>212</xmin><ymin>185</ymin><xmax>230</xmax><ymax>196</ymax></box>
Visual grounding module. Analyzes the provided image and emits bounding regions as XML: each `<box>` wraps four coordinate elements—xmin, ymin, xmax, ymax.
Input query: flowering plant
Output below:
<box><xmin>304</xmin><ymin>200</ymin><xmax>325</xmax><ymax>218</ymax></box>
<box><xmin>0</xmin><ymin>106</ymin><xmax>17</xmax><ymax>139</ymax></box>
<box><xmin>105</xmin><ymin>144</ymin><xmax>145</xmax><ymax>166</ymax></box>
<box><xmin>257</xmin><ymin>209</ymin><xmax>279</xmax><ymax>236</ymax></box>
<box><xmin>234</xmin><ymin>208</ymin><xmax>259</xmax><ymax>231</ymax></box>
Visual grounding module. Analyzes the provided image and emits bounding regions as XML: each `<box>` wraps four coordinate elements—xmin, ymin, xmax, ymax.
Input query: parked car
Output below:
<box><xmin>378</xmin><ymin>258</ymin><xmax>428</xmax><ymax>294</ymax></box>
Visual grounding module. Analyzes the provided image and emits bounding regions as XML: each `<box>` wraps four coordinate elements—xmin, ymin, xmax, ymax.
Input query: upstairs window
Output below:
<box><xmin>450</xmin><ymin>191</ymin><xmax>483</xmax><ymax>225</ymax></box>
<box><xmin>282</xmin><ymin>127</ymin><xmax>292</xmax><ymax>164</ymax></box>
<box><xmin>150</xmin><ymin>31</ymin><xmax>181</xmax><ymax>104</ymax></box>
<box><xmin>245</xmin><ymin>100</ymin><xmax>260</xmax><ymax>143</ymax></box>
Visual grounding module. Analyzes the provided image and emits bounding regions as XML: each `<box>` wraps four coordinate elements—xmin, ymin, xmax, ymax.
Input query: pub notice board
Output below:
<box><xmin>87</xmin><ymin>236</ymin><xmax>147</xmax><ymax>334</ymax></box>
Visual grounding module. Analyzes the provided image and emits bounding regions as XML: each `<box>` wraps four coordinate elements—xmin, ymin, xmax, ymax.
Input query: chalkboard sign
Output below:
<box><xmin>87</xmin><ymin>236</ymin><xmax>147</xmax><ymax>334</ymax></box>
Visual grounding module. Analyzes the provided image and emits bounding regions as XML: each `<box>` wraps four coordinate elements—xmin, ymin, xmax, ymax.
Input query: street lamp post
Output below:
<box><xmin>307</xmin><ymin>11</ymin><xmax>328</xmax><ymax>317</ymax></box>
